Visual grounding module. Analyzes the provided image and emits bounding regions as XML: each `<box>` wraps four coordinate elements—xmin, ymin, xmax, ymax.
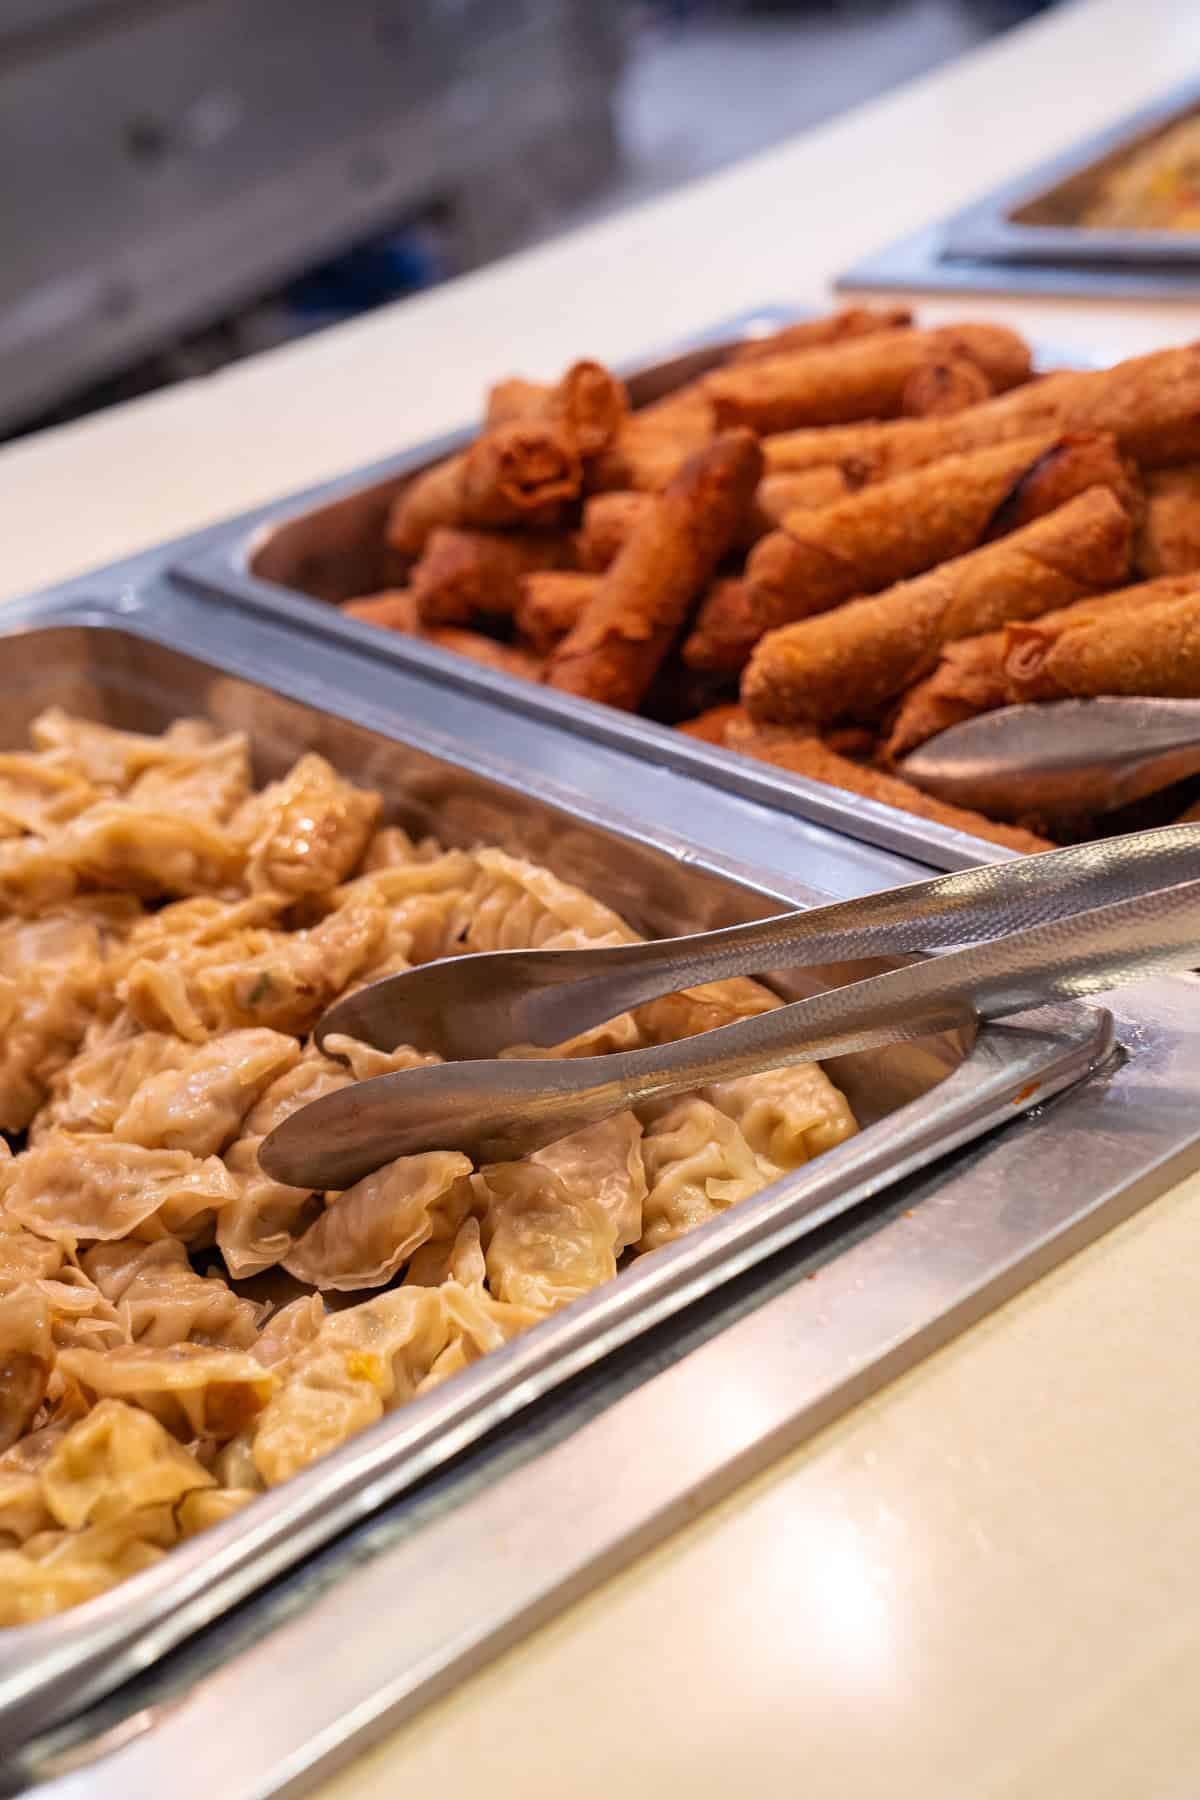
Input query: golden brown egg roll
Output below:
<box><xmin>588</xmin><ymin>384</ymin><xmax>716</xmax><ymax>493</ymax></box>
<box><xmin>514</xmin><ymin>572</ymin><xmax>601</xmax><ymax>655</ymax></box>
<box><xmin>485</xmin><ymin>359</ymin><xmax>629</xmax><ymax>460</ymax></box>
<box><xmin>884</xmin><ymin>572</ymin><xmax>1200</xmax><ymax>758</ymax></box>
<box><xmin>762</xmin><ymin>344</ymin><xmax>1200</xmax><ymax>479</ymax></box>
<box><xmin>685</xmin><ymin>433</ymin><xmax>1134</xmax><ymax>675</ymax></box>
<box><xmin>410</xmin><ymin>527</ymin><xmax>576</xmax><ymax>626</ymax></box>
<box><xmin>1134</xmin><ymin>464</ymin><xmax>1200</xmax><ymax>577</ymax></box>
<box><xmin>386</xmin><ymin>422</ymin><xmax>583</xmax><ymax>559</ymax></box>
<box><xmin>730</xmin><ymin>305</ymin><xmax>913</xmax><ymax>364</ymax></box>
<box><xmin>577</xmin><ymin>492</ymin><xmax>656</xmax><ymax>571</ymax></box>
<box><xmin>1004</xmin><ymin>589</ymin><xmax>1200</xmax><ymax>703</ymax></box>
<box><xmin>423</xmin><ymin>628</ymin><xmax>544</xmax><ymax>684</ymax></box>
<box><xmin>900</xmin><ymin>355</ymin><xmax>993</xmax><ymax>419</ymax></box>
<box><xmin>343</xmin><ymin>590</ymin><xmax>422</xmax><ymax>630</ymax></box>
<box><xmin>704</xmin><ymin>324</ymin><xmax>1031</xmax><ymax>435</ymax></box>
<box><xmin>723</xmin><ymin>719</ymin><xmax>1054</xmax><ymax>854</ymax></box>
<box><xmin>579</xmin><ymin>472</ymin><xmax>848</xmax><ymax>576</ymax></box>
<box><xmin>742</xmin><ymin>486</ymin><xmax>1132</xmax><ymax>727</ymax></box>
<box><xmin>546</xmin><ymin>430</ymin><xmax>763</xmax><ymax>711</ymax></box>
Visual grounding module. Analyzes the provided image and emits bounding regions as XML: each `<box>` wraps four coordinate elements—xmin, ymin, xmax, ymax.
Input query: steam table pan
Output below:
<box><xmin>2</xmin><ymin>590</ymin><xmax>1200</xmax><ymax>1798</ymax></box>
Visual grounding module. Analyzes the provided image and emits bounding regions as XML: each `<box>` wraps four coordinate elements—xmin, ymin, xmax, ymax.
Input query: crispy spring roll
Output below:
<box><xmin>577</xmin><ymin>492</ymin><xmax>656</xmax><ymax>571</ymax></box>
<box><xmin>730</xmin><ymin>305</ymin><xmax>913</xmax><ymax>364</ymax></box>
<box><xmin>588</xmin><ymin>385</ymin><xmax>716</xmax><ymax>493</ymax></box>
<box><xmin>1135</xmin><ymin>465</ymin><xmax>1200</xmax><ymax>577</ymax></box>
<box><xmin>410</xmin><ymin>527</ymin><xmax>575</xmax><ymax>626</ymax></box>
<box><xmin>485</xmin><ymin>360</ymin><xmax>628</xmax><ymax>460</ymax></box>
<box><xmin>514</xmin><ymin>572</ymin><xmax>600</xmax><ymax>654</ymax></box>
<box><xmin>546</xmin><ymin>431</ymin><xmax>763</xmax><ymax>710</ymax></box>
<box><xmin>884</xmin><ymin>572</ymin><xmax>1200</xmax><ymax>758</ymax></box>
<box><xmin>1004</xmin><ymin>590</ymin><xmax>1200</xmax><ymax>703</ymax></box>
<box><xmin>423</xmin><ymin>627</ymin><xmax>543</xmax><ymax>683</ymax></box>
<box><xmin>742</xmin><ymin>486</ymin><xmax>1132</xmax><ymax>727</ymax></box>
<box><xmin>762</xmin><ymin>344</ymin><xmax>1200</xmax><ymax>479</ymax></box>
<box><xmin>343</xmin><ymin>589</ymin><xmax>421</xmax><ymax>630</ymax></box>
<box><xmin>704</xmin><ymin>324</ymin><xmax>1031</xmax><ymax>435</ymax></box>
<box><xmin>676</xmin><ymin>703</ymin><xmax>746</xmax><ymax>744</ymax></box>
<box><xmin>387</xmin><ymin>422</ymin><xmax>583</xmax><ymax>559</ymax></box>
<box><xmin>900</xmin><ymin>355</ymin><xmax>993</xmax><ymax>419</ymax></box>
<box><xmin>685</xmin><ymin>432</ymin><xmax>1134</xmax><ymax>674</ymax></box>
<box><xmin>723</xmin><ymin>719</ymin><xmax>1054</xmax><ymax>854</ymax></box>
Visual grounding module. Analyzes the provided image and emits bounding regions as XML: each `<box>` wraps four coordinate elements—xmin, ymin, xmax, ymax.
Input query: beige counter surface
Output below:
<box><xmin>6</xmin><ymin>0</ymin><xmax>1200</xmax><ymax>1791</ymax></box>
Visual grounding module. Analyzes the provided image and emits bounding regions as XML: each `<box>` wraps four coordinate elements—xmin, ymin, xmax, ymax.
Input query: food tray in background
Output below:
<box><xmin>173</xmin><ymin>305</ymin><xmax>1074</xmax><ymax>874</ymax></box>
<box><xmin>840</xmin><ymin>80</ymin><xmax>1200</xmax><ymax>301</ymax></box>
<box><xmin>10</xmin><ymin>586</ymin><xmax>1200</xmax><ymax>1800</ymax></box>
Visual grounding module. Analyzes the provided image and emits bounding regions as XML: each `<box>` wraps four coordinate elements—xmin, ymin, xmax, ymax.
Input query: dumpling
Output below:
<box><xmin>123</xmin><ymin>732</ymin><xmax>251</xmax><ymax>826</ymax></box>
<box><xmin>454</xmin><ymin>849</ymin><xmax>635</xmax><ymax>953</ymax></box>
<box><xmin>702</xmin><ymin>1064</ymin><xmax>858</xmax><ymax>1166</ymax></box>
<box><xmin>111</xmin><ymin>1028</ymin><xmax>300</xmax><ymax>1155</ymax></box>
<box><xmin>283</xmin><ymin>1154</ymin><xmax>473</xmax><ymax>1291</ymax></box>
<box><xmin>478</xmin><ymin>1158</ymin><xmax>620</xmax><ymax>1312</ymax></box>
<box><xmin>638</xmin><ymin>1098</ymin><xmax>782</xmax><ymax>1253</ymax></box>
<box><xmin>55</xmin><ymin>802</ymin><xmax>243</xmax><ymax>898</ymax></box>
<box><xmin>29</xmin><ymin>709</ymin><xmax>216</xmax><ymax>789</ymax></box>
<box><xmin>2</xmin><ymin>1136</ymin><xmax>239</xmax><ymax>1247</ymax></box>
<box><xmin>0</xmin><ymin>1288</ymin><xmax>52</xmax><ymax>1452</ymax></box>
<box><xmin>237</xmin><ymin>753</ymin><xmax>380</xmax><ymax>897</ymax></box>
<box><xmin>39</xmin><ymin>1398</ymin><xmax>213</xmax><ymax>1528</ymax></box>
<box><xmin>0</xmin><ymin>910</ymin><xmax>113</xmax><ymax>1133</ymax></box>
<box><xmin>55</xmin><ymin>1343</ymin><xmax>273</xmax><ymax>1441</ymax></box>
<box><xmin>250</xmin><ymin>1287</ymin><xmax>451</xmax><ymax>1485</ymax></box>
<box><xmin>82</xmin><ymin>1240</ymin><xmax>265</xmax><ymax>1350</ymax></box>
<box><xmin>530</xmin><ymin>1112</ymin><xmax>646</xmax><ymax>1254</ymax></box>
<box><xmin>0</xmin><ymin>753</ymin><xmax>95</xmax><ymax>834</ymax></box>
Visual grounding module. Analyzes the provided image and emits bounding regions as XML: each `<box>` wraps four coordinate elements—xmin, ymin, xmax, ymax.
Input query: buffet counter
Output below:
<box><xmin>5</xmin><ymin>0</ymin><xmax>1200</xmax><ymax>1793</ymax></box>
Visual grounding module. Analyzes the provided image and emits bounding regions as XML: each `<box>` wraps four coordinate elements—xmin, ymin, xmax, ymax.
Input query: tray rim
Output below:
<box><xmin>0</xmin><ymin>597</ymin><xmax>1116</xmax><ymax>1760</ymax></box>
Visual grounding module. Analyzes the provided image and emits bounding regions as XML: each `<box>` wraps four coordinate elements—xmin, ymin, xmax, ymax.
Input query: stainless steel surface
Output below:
<box><xmin>901</xmin><ymin>697</ymin><xmax>1200</xmax><ymax>826</ymax></box>
<box><xmin>2</xmin><ymin>592</ymin><xmax>1200</xmax><ymax>1799</ymax></box>
<box><xmin>838</xmin><ymin>223</ymin><xmax>1200</xmax><ymax>301</ymax></box>
<box><xmin>172</xmin><ymin>306</ymin><xmax>1082</xmax><ymax>874</ymax></box>
<box><xmin>316</xmin><ymin>825</ymin><xmax>1200</xmax><ymax>1059</ymax></box>
<box><xmin>938</xmin><ymin>79</ymin><xmax>1200</xmax><ymax>269</ymax></box>
<box><xmin>0</xmin><ymin>0</ymin><xmax>623</xmax><ymax>431</ymax></box>
<box><xmin>0</xmin><ymin>591</ymin><xmax>1081</xmax><ymax>1751</ymax></box>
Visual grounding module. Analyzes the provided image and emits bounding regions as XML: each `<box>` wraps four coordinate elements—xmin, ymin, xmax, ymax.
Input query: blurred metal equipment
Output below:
<box><xmin>0</xmin><ymin>0</ymin><xmax>625</xmax><ymax>433</ymax></box>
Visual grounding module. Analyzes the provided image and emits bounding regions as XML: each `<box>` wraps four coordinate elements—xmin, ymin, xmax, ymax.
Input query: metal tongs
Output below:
<box><xmin>261</xmin><ymin>824</ymin><xmax>1200</xmax><ymax>1191</ymax></box>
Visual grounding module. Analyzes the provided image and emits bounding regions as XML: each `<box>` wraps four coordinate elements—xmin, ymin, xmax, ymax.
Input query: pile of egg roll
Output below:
<box><xmin>341</xmin><ymin>308</ymin><xmax>1200</xmax><ymax>851</ymax></box>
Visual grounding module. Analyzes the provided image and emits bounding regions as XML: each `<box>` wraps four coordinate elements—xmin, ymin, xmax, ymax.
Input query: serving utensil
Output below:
<box><xmin>262</xmin><ymin>826</ymin><xmax>1200</xmax><ymax>1188</ymax></box>
<box><xmin>899</xmin><ymin>697</ymin><xmax>1200</xmax><ymax>825</ymax></box>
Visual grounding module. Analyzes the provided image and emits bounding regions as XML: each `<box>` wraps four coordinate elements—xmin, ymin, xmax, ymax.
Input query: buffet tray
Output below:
<box><xmin>839</xmin><ymin>80</ymin><xmax>1200</xmax><ymax>302</ymax></box>
<box><xmin>8</xmin><ymin>588</ymin><xmax>1196</xmax><ymax>1798</ymax></box>
<box><xmin>169</xmin><ymin>304</ymin><xmax>1038</xmax><ymax>876</ymax></box>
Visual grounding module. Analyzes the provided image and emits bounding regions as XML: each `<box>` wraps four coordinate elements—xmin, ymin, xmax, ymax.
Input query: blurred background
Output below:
<box><xmin>2</xmin><ymin>0</ymin><xmax>1055</xmax><ymax>444</ymax></box>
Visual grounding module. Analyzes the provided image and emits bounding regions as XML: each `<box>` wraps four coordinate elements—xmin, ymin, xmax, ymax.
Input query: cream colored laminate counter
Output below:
<box><xmin>7</xmin><ymin>2</ymin><xmax>1200</xmax><ymax>1792</ymax></box>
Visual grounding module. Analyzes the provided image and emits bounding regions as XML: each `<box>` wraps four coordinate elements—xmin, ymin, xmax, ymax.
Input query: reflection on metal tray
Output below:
<box><xmin>838</xmin><ymin>222</ymin><xmax>1200</xmax><ymax>303</ymax></box>
<box><xmin>9</xmin><ymin>591</ymin><xmax>1198</xmax><ymax>1800</ymax></box>
<box><xmin>174</xmin><ymin>305</ymin><xmax>1074</xmax><ymax>875</ymax></box>
<box><xmin>939</xmin><ymin>78</ymin><xmax>1200</xmax><ymax>269</ymax></box>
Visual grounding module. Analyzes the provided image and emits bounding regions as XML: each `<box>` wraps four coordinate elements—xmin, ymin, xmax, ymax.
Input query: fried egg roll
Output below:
<box><xmin>514</xmin><ymin>572</ymin><xmax>600</xmax><ymax>654</ymax></box>
<box><xmin>900</xmin><ymin>355</ymin><xmax>993</xmax><ymax>419</ymax></box>
<box><xmin>386</xmin><ymin>422</ymin><xmax>583</xmax><ymax>559</ymax></box>
<box><xmin>486</xmin><ymin>359</ymin><xmax>629</xmax><ymax>460</ymax></box>
<box><xmin>884</xmin><ymin>572</ymin><xmax>1200</xmax><ymax>758</ymax></box>
<box><xmin>577</xmin><ymin>492</ymin><xmax>656</xmax><ymax>571</ymax></box>
<box><xmin>546</xmin><ymin>430</ymin><xmax>763</xmax><ymax>710</ymax></box>
<box><xmin>411</xmin><ymin>527</ymin><xmax>575</xmax><ymax>626</ymax></box>
<box><xmin>1004</xmin><ymin>588</ymin><xmax>1200</xmax><ymax>702</ymax></box>
<box><xmin>422</xmin><ymin>628</ymin><xmax>544</xmax><ymax>684</ymax></box>
<box><xmin>762</xmin><ymin>344</ymin><xmax>1200</xmax><ymax>479</ymax></box>
<box><xmin>723</xmin><ymin>719</ymin><xmax>1054</xmax><ymax>854</ymax></box>
<box><xmin>685</xmin><ymin>433</ymin><xmax>1133</xmax><ymax>674</ymax></box>
<box><xmin>588</xmin><ymin>385</ymin><xmax>716</xmax><ymax>493</ymax></box>
<box><xmin>742</xmin><ymin>486</ymin><xmax>1132</xmax><ymax>726</ymax></box>
<box><xmin>730</xmin><ymin>305</ymin><xmax>913</xmax><ymax>364</ymax></box>
<box><xmin>343</xmin><ymin>590</ymin><xmax>421</xmax><ymax>630</ymax></box>
<box><xmin>1135</xmin><ymin>464</ymin><xmax>1200</xmax><ymax>577</ymax></box>
<box><xmin>676</xmin><ymin>703</ymin><xmax>746</xmax><ymax>744</ymax></box>
<box><xmin>704</xmin><ymin>324</ymin><xmax>1031</xmax><ymax>435</ymax></box>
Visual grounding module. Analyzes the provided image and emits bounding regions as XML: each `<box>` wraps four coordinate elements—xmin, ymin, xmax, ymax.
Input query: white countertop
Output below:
<box><xmin>8</xmin><ymin>1</ymin><xmax>1200</xmax><ymax>1792</ymax></box>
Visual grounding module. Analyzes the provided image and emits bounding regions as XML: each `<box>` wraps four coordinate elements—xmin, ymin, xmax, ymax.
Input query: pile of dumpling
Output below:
<box><xmin>0</xmin><ymin>709</ymin><xmax>856</xmax><ymax>1623</ymax></box>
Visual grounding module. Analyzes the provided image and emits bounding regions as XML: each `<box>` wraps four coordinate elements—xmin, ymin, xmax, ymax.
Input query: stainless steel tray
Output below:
<box><xmin>938</xmin><ymin>78</ymin><xmax>1200</xmax><ymax>269</ymax></box>
<box><xmin>6</xmin><ymin>591</ymin><xmax>1190</xmax><ymax>1799</ymax></box>
<box><xmin>170</xmin><ymin>305</ymin><xmax>1067</xmax><ymax>875</ymax></box>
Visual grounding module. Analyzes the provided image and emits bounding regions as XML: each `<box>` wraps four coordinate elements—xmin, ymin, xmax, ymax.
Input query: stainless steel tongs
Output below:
<box><xmin>261</xmin><ymin>824</ymin><xmax>1200</xmax><ymax>1190</ymax></box>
